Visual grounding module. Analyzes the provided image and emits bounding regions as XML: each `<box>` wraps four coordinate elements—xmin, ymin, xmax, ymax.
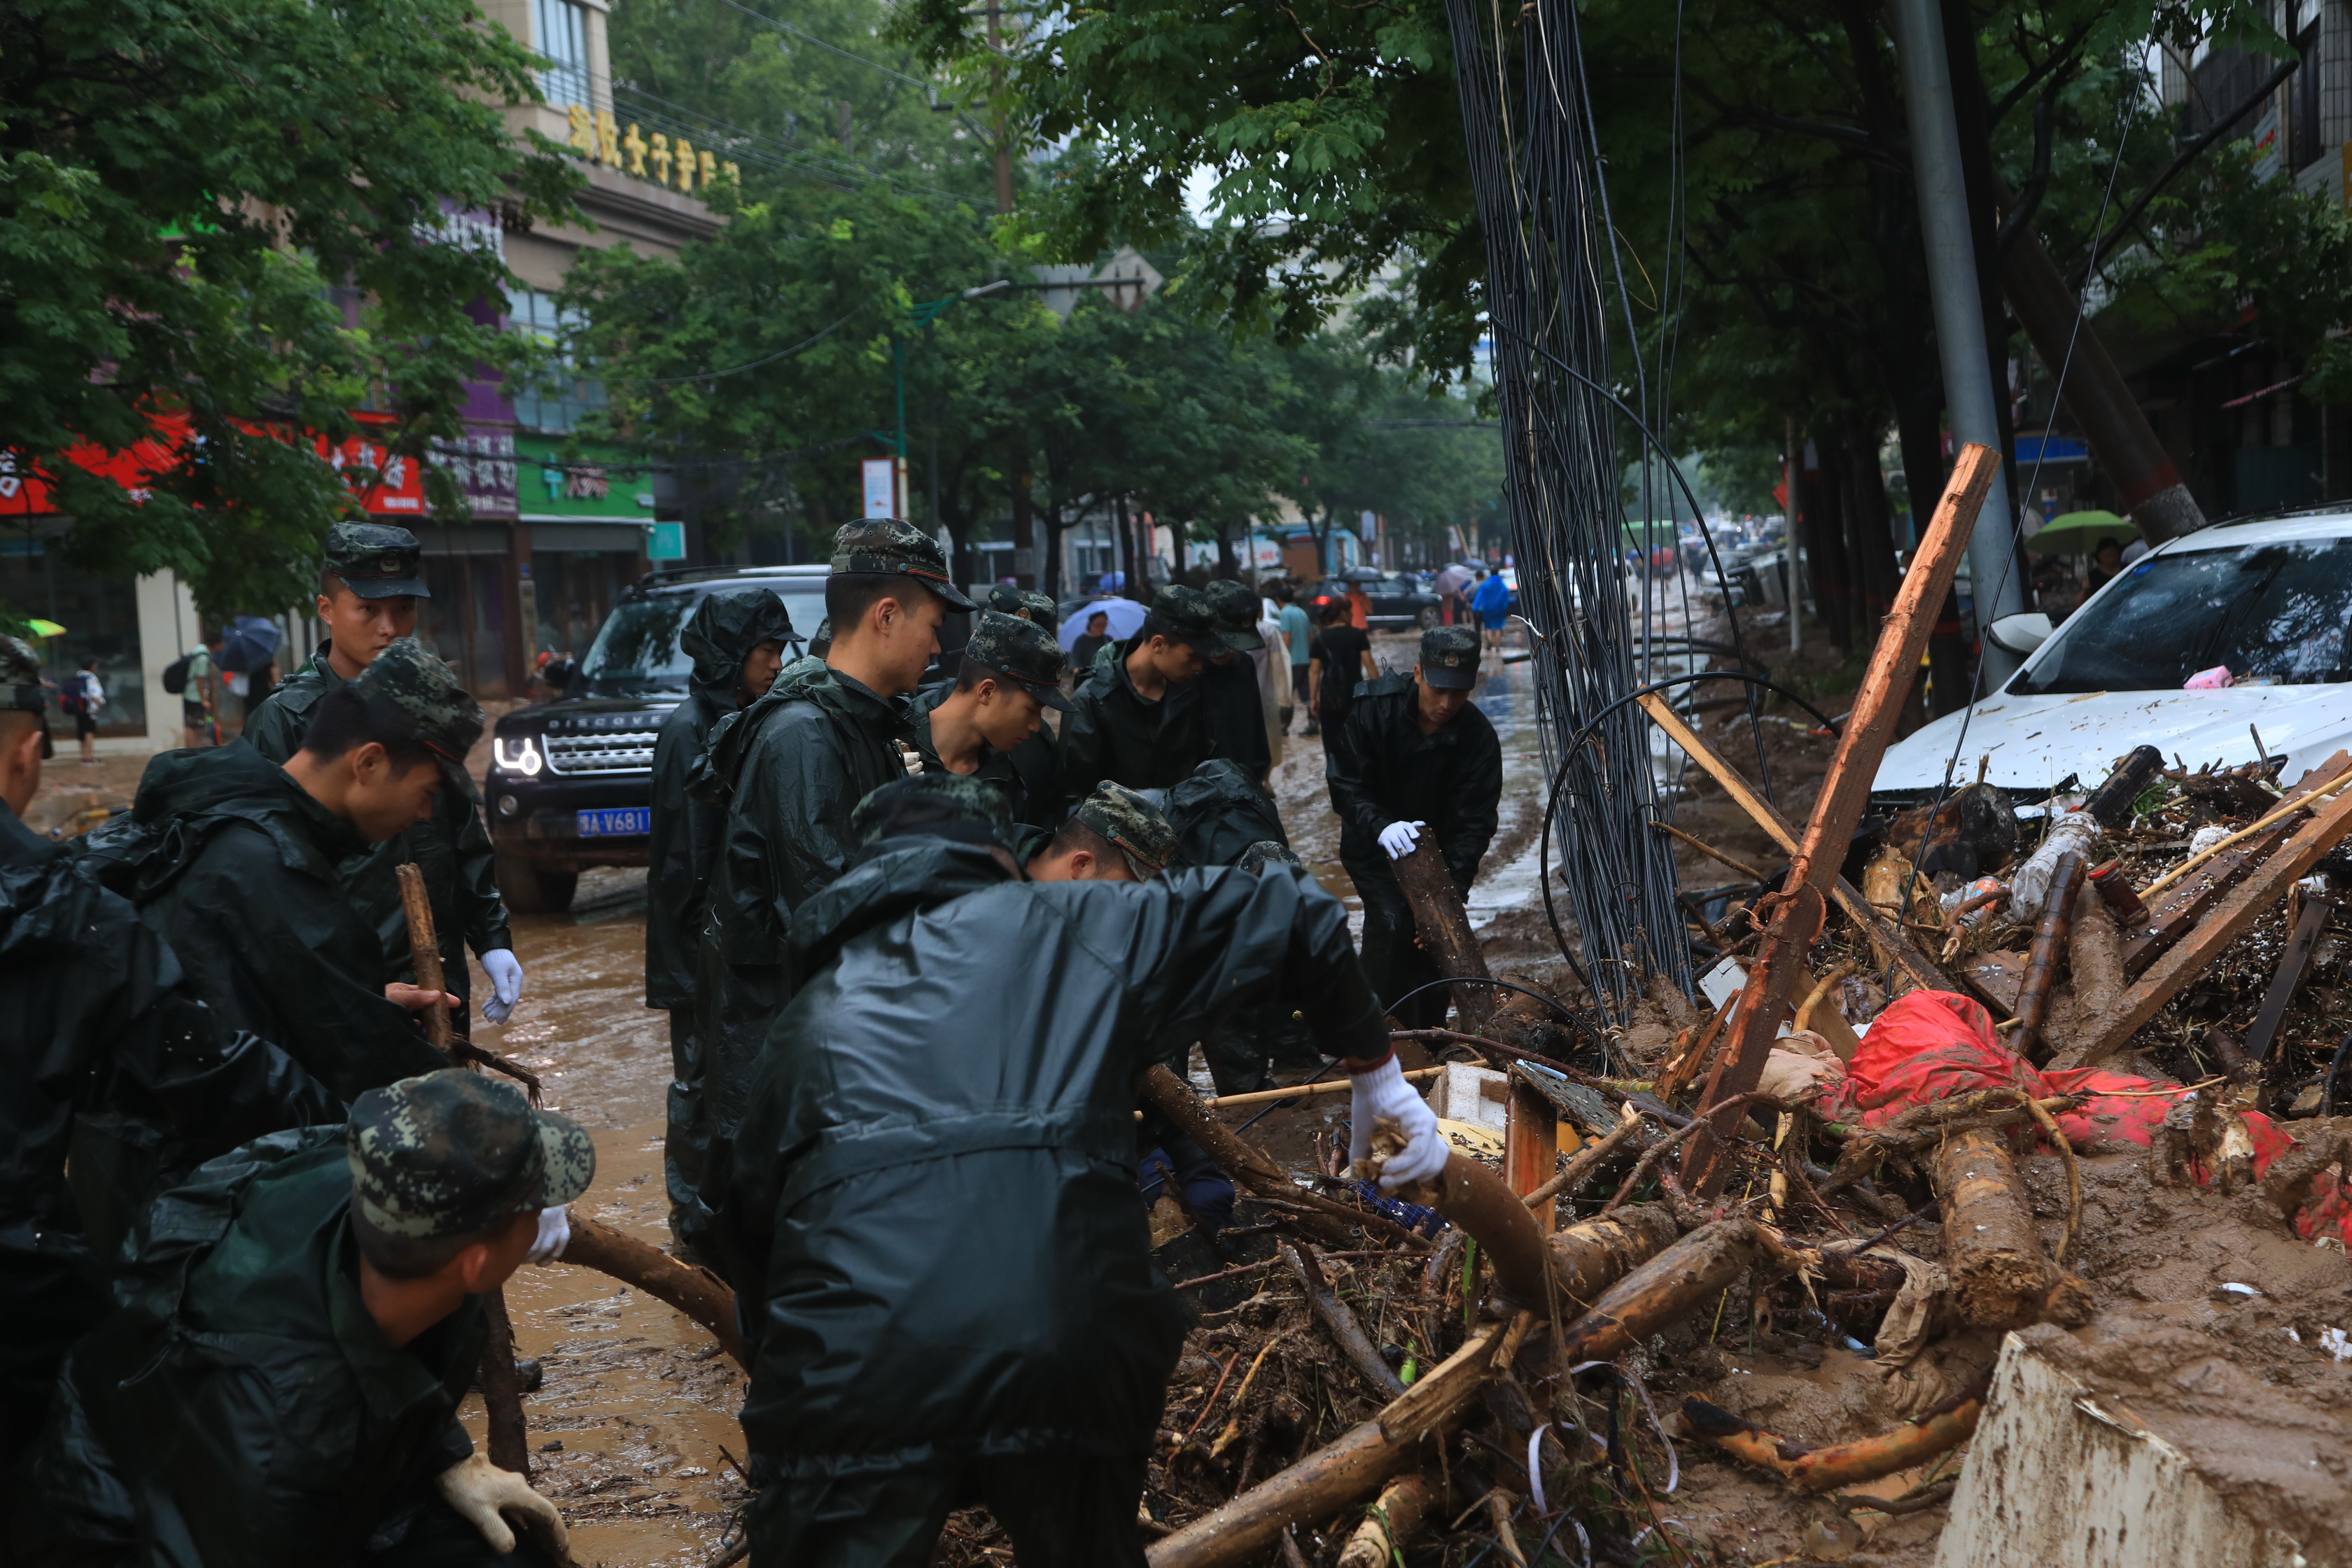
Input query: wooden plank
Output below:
<box><xmin>1638</xmin><ymin>692</ymin><xmax>1954</xmax><ymax>996</ymax></box>
<box><xmin>2082</xmin><ymin>783</ymin><xmax>2352</xmax><ymax>1060</ymax></box>
<box><xmin>1505</xmin><ymin>1075</ymin><xmax>1560</xmax><ymax>1233</ymax></box>
<box><xmin>1684</xmin><ymin>443</ymin><xmax>1999</xmax><ymax>1195</ymax></box>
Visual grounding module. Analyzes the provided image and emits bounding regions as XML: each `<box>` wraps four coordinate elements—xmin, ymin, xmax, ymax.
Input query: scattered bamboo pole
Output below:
<box><xmin>1193</xmin><ymin>1068</ymin><xmax>1443</xmax><ymax>1112</ymax></box>
<box><xmin>2008</xmin><ymin>851</ymin><xmax>2084</xmax><ymax>1063</ymax></box>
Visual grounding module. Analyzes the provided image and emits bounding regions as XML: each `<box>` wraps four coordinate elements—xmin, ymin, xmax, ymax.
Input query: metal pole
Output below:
<box><xmin>1889</xmin><ymin>0</ymin><xmax>2024</xmax><ymax>686</ymax></box>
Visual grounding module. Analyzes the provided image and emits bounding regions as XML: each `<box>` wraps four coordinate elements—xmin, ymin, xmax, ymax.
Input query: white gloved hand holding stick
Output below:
<box><xmin>438</xmin><ymin>1454</ymin><xmax>569</xmax><ymax>1555</ymax></box>
<box><xmin>1378</xmin><ymin>820</ymin><xmax>1424</xmax><ymax>860</ymax></box>
<box><xmin>1347</xmin><ymin>1054</ymin><xmax>1448</xmax><ymax>1192</ymax></box>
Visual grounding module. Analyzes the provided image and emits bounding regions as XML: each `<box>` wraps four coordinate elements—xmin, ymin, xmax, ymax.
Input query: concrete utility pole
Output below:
<box><xmin>1890</xmin><ymin>0</ymin><xmax>2025</xmax><ymax>687</ymax></box>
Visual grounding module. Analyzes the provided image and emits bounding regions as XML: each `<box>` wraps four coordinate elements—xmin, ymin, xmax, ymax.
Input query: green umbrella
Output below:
<box><xmin>2024</xmin><ymin>509</ymin><xmax>2136</xmax><ymax>556</ymax></box>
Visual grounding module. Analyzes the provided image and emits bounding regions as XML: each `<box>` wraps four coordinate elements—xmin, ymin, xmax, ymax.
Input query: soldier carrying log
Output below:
<box><xmin>1324</xmin><ymin>624</ymin><xmax>1502</xmax><ymax>1028</ymax></box>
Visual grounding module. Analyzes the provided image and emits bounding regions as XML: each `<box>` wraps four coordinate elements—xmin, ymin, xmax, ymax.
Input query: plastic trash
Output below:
<box><xmin>2184</xmin><ymin>664</ymin><xmax>2235</xmax><ymax>690</ymax></box>
<box><xmin>1940</xmin><ymin>875</ymin><xmax>2007</xmax><ymax>928</ymax></box>
<box><xmin>2190</xmin><ymin>823</ymin><xmax>2234</xmax><ymax>856</ymax></box>
<box><xmin>2009</xmin><ymin>811</ymin><xmax>2101</xmax><ymax>921</ymax></box>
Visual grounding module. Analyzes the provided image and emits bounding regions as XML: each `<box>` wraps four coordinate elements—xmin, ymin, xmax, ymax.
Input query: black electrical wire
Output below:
<box><xmin>2322</xmin><ymin>1023</ymin><xmax>2352</xmax><ymax>1117</ymax></box>
<box><xmin>1382</xmin><ymin>974</ymin><xmax>1609</xmax><ymax>1047</ymax></box>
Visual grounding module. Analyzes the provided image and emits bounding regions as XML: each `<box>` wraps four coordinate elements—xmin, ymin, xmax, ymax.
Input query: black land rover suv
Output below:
<box><xmin>486</xmin><ymin>565</ymin><xmax>831</xmax><ymax>912</ymax></box>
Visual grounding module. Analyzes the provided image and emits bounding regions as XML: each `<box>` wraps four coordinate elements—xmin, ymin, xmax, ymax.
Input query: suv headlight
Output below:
<box><xmin>493</xmin><ymin>735</ymin><xmax>544</xmax><ymax>777</ymax></box>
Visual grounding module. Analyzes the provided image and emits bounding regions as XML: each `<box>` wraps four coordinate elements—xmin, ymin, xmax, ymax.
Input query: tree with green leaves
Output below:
<box><xmin>1</xmin><ymin>0</ymin><xmax>578</xmax><ymax>615</ymax></box>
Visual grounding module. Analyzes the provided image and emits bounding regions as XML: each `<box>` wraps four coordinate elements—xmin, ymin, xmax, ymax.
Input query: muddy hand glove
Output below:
<box><xmin>1348</xmin><ymin>1055</ymin><xmax>1448</xmax><ymax>1191</ymax></box>
<box><xmin>480</xmin><ymin>949</ymin><xmax>524</xmax><ymax>1025</ymax></box>
<box><xmin>438</xmin><ymin>1455</ymin><xmax>568</xmax><ymax>1556</ymax></box>
<box><xmin>526</xmin><ymin>1205</ymin><xmax>570</xmax><ymax>1266</ymax></box>
<box><xmin>1378</xmin><ymin>820</ymin><xmax>1425</xmax><ymax>860</ymax></box>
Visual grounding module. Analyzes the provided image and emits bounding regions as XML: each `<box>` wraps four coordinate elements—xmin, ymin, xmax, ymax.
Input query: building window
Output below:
<box><xmin>535</xmin><ymin>0</ymin><xmax>589</xmax><ymax>109</ymax></box>
<box><xmin>507</xmin><ymin>287</ymin><xmax>607</xmax><ymax>434</ymax></box>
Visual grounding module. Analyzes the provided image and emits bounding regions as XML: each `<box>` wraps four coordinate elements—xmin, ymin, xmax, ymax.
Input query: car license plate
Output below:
<box><xmin>576</xmin><ymin>807</ymin><xmax>650</xmax><ymax>838</ymax></box>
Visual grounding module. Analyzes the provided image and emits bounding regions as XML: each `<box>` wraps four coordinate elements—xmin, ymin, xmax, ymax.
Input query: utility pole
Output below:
<box><xmin>987</xmin><ymin>0</ymin><xmax>1012</xmax><ymax>215</ymax></box>
<box><xmin>1890</xmin><ymin>0</ymin><xmax>2025</xmax><ymax>687</ymax></box>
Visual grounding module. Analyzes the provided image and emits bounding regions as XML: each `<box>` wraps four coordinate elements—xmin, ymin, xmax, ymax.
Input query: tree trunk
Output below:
<box><xmin>1839</xmin><ymin>416</ymin><xmax>1902</xmax><ymax>626</ymax></box>
<box><xmin>1796</xmin><ymin>442</ymin><xmax>1852</xmax><ymax>652</ymax></box>
<box><xmin>1931</xmin><ymin>1128</ymin><xmax>2052</xmax><ymax>1329</ymax></box>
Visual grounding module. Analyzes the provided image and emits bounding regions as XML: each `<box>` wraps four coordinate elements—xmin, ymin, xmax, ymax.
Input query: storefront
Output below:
<box><xmin>514</xmin><ymin>432</ymin><xmax>658</xmax><ymax>672</ymax></box>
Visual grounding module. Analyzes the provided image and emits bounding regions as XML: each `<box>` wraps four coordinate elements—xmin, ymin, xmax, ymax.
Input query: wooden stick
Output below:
<box><xmin>477</xmin><ymin>1283</ymin><xmax>531</xmax><ymax>1476</ymax></box>
<box><xmin>1390</xmin><ymin>825</ymin><xmax>1496</xmax><ymax>1031</ymax></box>
<box><xmin>396</xmin><ymin>862</ymin><xmax>454</xmax><ymax>1055</ymax></box>
<box><xmin>1649</xmin><ymin>818</ymin><xmax>1765</xmax><ymax>881</ymax></box>
<box><xmin>1378</xmin><ymin>1144</ymin><xmax>1555</xmax><ymax>1308</ymax></box>
<box><xmin>1681</xmin><ymin>1371</ymin><xmax>1990</xmax><ymax>1493</ymax></box>
<box><xmin>1282</xmin><ymin>1242</ymin><xmax>1406</xmax><ymax>1399</ymax></box>
<box><xmin>1194</xmin><ymin>1068</ymin><xmax>1443</xmax><ymax>1112</ymax></box>
<box><xmin>559</xmin><ymin>1214</ymin><xmax>746</xmax><ymax>1365</ymax></box>
<box><xmin>1656</xmin><ymin>989</ymin><xmax>1736</xmax><ymax>1102</ymax></box>
<box><xmin>2009</xmin><ymin>851</ymin><xmax>2084</xmax><ymax>1064</ymax></box>
<box><xmin>1522</xmin><ymin>1114</ymin><xmax>1645</xmax><ymax>1208</ymax></box>
<box><xmin>1554</xmin><ymin>1217</ymin><xmax>1772</xmax><ymax>1362</ymax></box>
<box><xmin>1146</xmin><ymin>1326</ymin><xmax>1507</xmax><ymax>1568</ymax></box>
<box><xmin>1638</xmin><ymin>694</ymin><xmax>1954</xmax><ymax>996</ymax></box>
<box><xmin>1335</xmin><ymin>1474</ymin><xmax>1435</xmax><ymax>1568</ymax></box>
<box><xmin>2084</xmin><ymin>780</ymin><xmax>2352</xmax><ymax>1060</ymax></box>
<box><xmin>2142</xmin><ymin>766</ymin><xmax>2352</xmax><ymax>898</ymax></box>
<box><xmin>1682</xmin><ymin>444</ymin><xmax>1996</xmax><ymax>1197</ymax></box>
<box><xmin>1931</xmin><ymin>1128</ymin><xmax>2050</xmax><ymax>1329</ymax></box>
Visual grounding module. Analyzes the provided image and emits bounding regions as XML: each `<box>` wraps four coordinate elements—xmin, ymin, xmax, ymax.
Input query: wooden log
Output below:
<box><xmin>1282</xmin><ymin>1242</ymin><xmax>1406</xmax><ymax>1399</ymax></box>
<box><xmin>1683</xmin><ymin>443</ymin><xmax>1996</xmax><ymax>1197</ymax></box>
<box><xmin>1637</xmin><ymin>694</ymin><xmax>1955</xmax><ymax>997</ymax></box>
<box><xmin>1555</xmin><ymin>1218</ymin><xmax>1771</xmax><ymax>1362</ymax></box>
<box><xmin>1385</xmin><ymin>1145</ymin><xmax>1555</xmax><ymax>1309</ymax></box>
<box><xmin>2009</xmin><ymin>851</ymin><xmax>2084</xmax><ymax>1064</ymax></box>
<box><xmin>2085</xmin><ymin>780</ymin><xmax>2352</xmax><ymax>1060</ymax></box>
<box><xmin>396</xmin><ymin>861</ymin><xmax>454</xmax><ymax>1055</ymax></box>
<box><xmin>1547</xmin><ymin>1203</ymin><xmax>1680</xmax><ymax>1310</ymax></box>
<box><xmin>477</xmin><ymin>1282</ymin><xmax>531</xmax><ymax>1476</ymax></box>
<box><xmin>560</xmin><ymin>1214</ymin><xmax>746</xmax><ymax>1366</ymax></box>
<box><xmin>1145</xmin><ymin>1326</ymin><xmax>1505</xmax><ymax>1568</ymax></box>
<box><xmin>1389</xmin><ymin>827</ymin><xmax>1495</xmax><ymax>1031</ymax></box>
<box><xmin>1681</xmin><ymin>1372</ymin><xmax>1990</xmax><ymax>1493</ymax></box>
<box><xmin>1334</xmin><ymin>1474</ymin><xmax>1435</xmax><ymax>1568</ymax></box>
<box><xmin>1931</xmin><ymin>1128</ymin><xmax>2050</xmax><ymax>1329</ymax></box>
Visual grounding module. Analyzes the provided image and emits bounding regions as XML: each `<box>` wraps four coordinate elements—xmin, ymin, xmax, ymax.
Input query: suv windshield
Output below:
<box><xmin>578</xmin><ymin>592</ymin><xmax>699</xmax><ymax>696</ymax></box>
<box><xmin>2015</xmin><ymin>538</ymin><xmax>2352</xmax><ymax>695</ymax></box>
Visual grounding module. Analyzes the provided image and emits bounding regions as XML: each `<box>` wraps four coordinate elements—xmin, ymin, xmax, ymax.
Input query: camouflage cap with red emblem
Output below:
<box><xmin>352</xmin><ymin>636</ymin><xmax>484</xmax><ymax>800</ymax></box>
<box><xmin>829</xmin><ymin>519</ymin><xmax>978</xmax><ymax>610</ymax></box>
<box><xmin>323</xmin><ymin>522</ymin><xmax>431</xmax><ymax>600</ymax></box>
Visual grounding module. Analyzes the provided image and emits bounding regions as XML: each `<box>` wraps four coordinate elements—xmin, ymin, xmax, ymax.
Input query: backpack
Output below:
<box><xmin>59</xmin><ymin>686</ymin><xmax>83</xmax><ymax>717</ymax></box>
<box><xmin>161</xmin><ymin>654</ymin><xmax>193</xmax><ymax>696</ymax></box>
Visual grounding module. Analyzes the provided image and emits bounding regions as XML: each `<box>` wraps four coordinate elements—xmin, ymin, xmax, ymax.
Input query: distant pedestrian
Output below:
<box><xmin>1275</xmin><ymin>583</ymin><xmax>1312</xmax><ymax>734</ymax></box>
<box><xmin>179</xmin><ymin>641</ymin><xmax>215</xmax><ymax>748</ymax></box>
<box><xmin>1345</xmin><ymin>582</ymin><xmax>1371</xmax><ymax>630</ymax></box>
<box><xmin>65</xmin><ymin>657</ymin><xmax>103</xmax><ymax>763</ymax></box>
<box><xmin>1070</xmin><ymin>609</ymin><xmax>1113</xmax><ymax>668</ymax></box>
<box><xmin>2085</xmin><ymin>536</ymin><xmax>2124</xmax><ymax>594</ymax></box>
<box><xmin>1471</xmin><ymin>568</ymin><xmax>1511</xmax><ymax>653</ymax></box>
<box><xmin>1307</xmin><ymin>598</ymin><xmax>1375</xmax><ymax>742</ymax></box>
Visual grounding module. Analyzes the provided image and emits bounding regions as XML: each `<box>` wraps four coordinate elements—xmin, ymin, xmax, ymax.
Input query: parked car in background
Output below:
<box><xmin>1873</xmin><ymin>511</ymin><xmax>2352</xmax><ymax>802</ymax></box>
<box><xmin>486</xmin><ymin>565</ymin><xmax>830</xmax><ymax>911</ymax></box>
<box><xmin>1308</xmin><ymin>571</ymin><xmax>1443</xmax><ymax>629</ymax></box>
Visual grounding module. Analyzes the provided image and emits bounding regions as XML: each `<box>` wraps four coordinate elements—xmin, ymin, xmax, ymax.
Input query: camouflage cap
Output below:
<box><xmin>851</xmin><ymin>772</ymin><xmax>1016</xmax><ymax>855</ymax></box>
<box><xmin>1141</xmin><ymin>585</ymin><xmax>1225</xmax><ymax>659</ymax></box>
<box><xmin>829</xmin><ymin>519</ymin><xmax>978</xmax><ymax>610</ymax></box>
<box><xmin>349</xmin><ymin>1069</ymin><xmax>595</xmax><ymax>1241</ymax></box>
<box><xmin>1419</xmin><ymin>624</ymin><xmax>1482</xmax><ymax>690</ymax></box>
<box><xmin>1203</xmin><ymin>579</ymin><xmax>1267</xmax><ymax>652</ymax></box>
<box><xmin>808</xmin><ymin>616</ymin><xmax>833</xmax><ymax>650</ymax></box>
<box><xmin>981</xmin><ymin>584</ymin><xmax>1027</xmax><ymax>617</ymax></box>
<box><xmin>1018</xmin><ymin>590</ymin><xmax>1057</xmax><ymax>627</ymax></box>
<box><xmin>0</xmin><ymin>635</ymin><xmax>52</xmax><ymax>760</ymax></box>
<box><xmin>1072</xmin><ymin>780</ymin><xmax>1177</xmax><ymax>881</ymax></box>
<box><xmin>962</xmin><ymin>611</ymin><xmax>1073</xmax><ymax>711</ymax></box>
<box><xmin>352</xmin><ymin>637</ymin><xmax>485</xmax><ymax>801</ymax></box>
<box><xmin>324</xmin><ymin>522</ymin><xmax>431</xmax><ymax>601</ymax></box>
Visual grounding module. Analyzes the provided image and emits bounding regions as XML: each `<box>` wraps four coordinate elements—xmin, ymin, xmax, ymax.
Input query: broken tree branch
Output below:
<box><xmin>560</xmin><ymin>1214</ymin><xmax>746</xmax><ymax>1366</ymax></box>
<box><xmin>1391</xmin><ymin>826</ymin><xmax>1497</xmax><ymax>1031</ymax></box>
<box><xmin>1282</xmin><ymin>1243</ymin><xmax>1406</xmax><ymax>1399</ymax></box>
<box><xmin>1681</xmin><ymin>1371</ymin><xmax>1991</xmax><ymax>1492</ymax></box>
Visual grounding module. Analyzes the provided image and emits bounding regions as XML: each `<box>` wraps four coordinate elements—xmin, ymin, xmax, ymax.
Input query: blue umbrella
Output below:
<box><xmin>219</xmin><ymin>615</ymin><xmax>283</xmax><ymax>673</ymax></box>
<box><xmin>1056</xmin><ymin>596</ymin><xmax>1147</xmax><ymax>652</ymax></box>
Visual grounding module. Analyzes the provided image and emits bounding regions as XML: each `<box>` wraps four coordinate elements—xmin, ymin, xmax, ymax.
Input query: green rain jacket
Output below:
<box><xmin>10</xmin><ymin>1130</ymin><xmax>486</xmax><ymax>1568</ymax></box>
<box><xmin>79</xmin><ymin>743</ymin><xmax>447</xmax><ymax>1109</ymax></box>
<box><xmin>645</xmin><ymin>589</ymin><xmax>796</xmax><ymax>1009</ymax></box>
<box><xmin>1057</xmin><ymin>636</ymin><xmax>1208</xmax><ymax>801</ymax></box>
<box><xmin>1323</xmin><ymin>672</ymin><xmax>1502</xmax><ymax>895</ymax></box>
<box><xmin>0</xmin><ymin>807</ymin><xmax>335</xmax><ymax>1477</ymax></box>
<box><xmin>691</xmin><ymin>662</ymin><xmax>913</xmax><ymax>1157</ymax></box>
<box><xmin>244</xmin><ymin>643</ymin><xmax>510</xmax><ymax>1003</ymax></box>
<box><xmin>708</xmin><ymin>839</ymin><xmax>1387</xmax><ymax>1480</ymax></box>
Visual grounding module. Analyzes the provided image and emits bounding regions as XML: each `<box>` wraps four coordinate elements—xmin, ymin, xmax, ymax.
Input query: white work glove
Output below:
<box><xmin>1378</xmin><ymin>820</ymin><xmax>1425</xmax><ymax>860</ymax></box>
<box><xmin>480</xmin><ymin>949</ymin><xmax>525</xmax><ymax>1025</ymax></box>
<box><xmin>1348</xmin><ymin>1055</ymin><xmax>1449</xmax><ymax>1193</ymax></box>
<box><xmin>526</xmin><ymin>1205</ymin><xmax>570</xmax><ymax>1266</ymax></box>
<box><xmin>437</xmin><ymin>1454</ymin><xmax>568</xmax><ymax>1556</ymax></box>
